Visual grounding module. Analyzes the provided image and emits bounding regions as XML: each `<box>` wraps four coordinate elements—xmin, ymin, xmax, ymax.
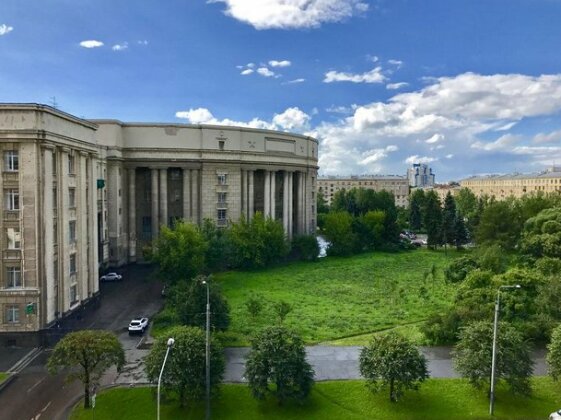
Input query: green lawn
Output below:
<box><xmin>0</xmin><ymin>372</ymin><xmax>8</xmax><ymax>384</ymax></box>
<box><xmin>71</xmin><ymin>378</ymin><xmax>561</xmax><ymax>420</ymax></box>
<box><xmin>210</xmin><ymin>249</ymin><xmax>459</xmax><ymax>346</ymax></box>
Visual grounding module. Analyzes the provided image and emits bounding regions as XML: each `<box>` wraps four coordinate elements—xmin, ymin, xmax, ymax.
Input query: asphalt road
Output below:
<box><xmin>0</xmin><ymin>264</ymin><xmax>162</xmax><ymax>420</ymax></box>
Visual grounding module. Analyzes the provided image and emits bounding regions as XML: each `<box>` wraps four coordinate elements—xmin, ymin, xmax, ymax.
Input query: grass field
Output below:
<box><xmin>209</xmin><ymin>249</ymin><xmax>460</xmax><ymax>346</ymax></box>
<box><xmin>71</xmin><ymin>378</ymin><xmax>561</xmax><ymax>420</ymax></box>
<box><xmin>0</xmin><ymin>372</ymin><xmax>8</xmax><ymax>384</ymax></box>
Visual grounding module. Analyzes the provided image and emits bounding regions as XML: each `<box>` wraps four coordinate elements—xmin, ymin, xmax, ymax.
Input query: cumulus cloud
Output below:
<box><xmin>285</xmin><ymin>78</ymin><xmax>306</xmax><ymax>84</ymax></box>
<box><xmin>175</xmin><ymin>106</ymin><xmax>312</xmax><ymax>132</ymax></box>
<box><xmin>386</xmin><ymin>82</ymin><xmax>408</xmax><ymax>90</ymax></box>
<box><xmin>313</xmin><ymin>72</ymin><xmax>561</xmax><ymax>177</ymax></box>
<box><xmin>405</xmin><ymin>155</ymin><xmax>437</xmax><ymax>164</ymax></box>
<box><xmin>324</xmin><ymin>66</ymin><xmax>386</xmax><ymax>84</ymax></box>
<box><xmin>79</xmin><ymin>40</ymin><xmax>104</xmax><ymax>48</ymax></box>
<box><xmin>112</xmin><ymin>42</ymin><xmax>128</xmax><ymax>51</ymax></box>
<box><xmin>137</xmin><ymin>40</ymin><xmax>149</xmax><ymax>45</ymax></box>
<box><xmin>257</xmin><ymin>67</ymin><xmax>276</xmax><ymax>77</ymax></box>
<box><xmin>388</xmin><ymin>59</ymin><xmax>403</xmax><ymax>68</ymax></box>
<box><xmin>240</xmin><ymin>68</ymin><xmax>254</xmax><ymax>75</ymax></box>
<box><xmin>269</xmin><ymin>60</ymin><xmax>291</xmax><ymax>67</ymax></box>
<box><xmin>0</xmin><ymin>24</ymin><xmax>13</xmax><ymax>36</ymax></box>
<box><xmin>210</xmin><ymin>0</ymin><xmax>369</xmax><ymax>30</ymax></box>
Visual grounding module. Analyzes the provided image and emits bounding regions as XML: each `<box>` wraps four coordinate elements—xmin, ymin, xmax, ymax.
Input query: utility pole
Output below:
<box><xmin>203</xmin><ymin>278</ymin><xmax>211</xmax><ymax>420</ymax></box>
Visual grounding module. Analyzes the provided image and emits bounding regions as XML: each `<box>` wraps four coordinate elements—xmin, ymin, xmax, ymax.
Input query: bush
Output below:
<box><xmin>421</xmin><ymin>312</ymin><xmax>462</xmax><ymax>345</ymax></box>
<box><xmin>444</xmin><ymin>256</ymin><xmax>479</xmax><ymax>283</ymax></box>
<box><xmin>290</xmin><ymin>235</ymin><xmax>320</xmax><ymax>261</ymax></box>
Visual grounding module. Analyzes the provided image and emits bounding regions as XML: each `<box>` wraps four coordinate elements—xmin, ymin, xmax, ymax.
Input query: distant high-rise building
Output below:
<box><xmin>407</xmin><ymin>163</ymin><xmax>435</xmax><ymax>188</ymax></box>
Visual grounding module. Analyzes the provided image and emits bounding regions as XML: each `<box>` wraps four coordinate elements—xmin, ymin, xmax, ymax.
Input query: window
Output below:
<box><xmin>4</xmin><ymin>151</ymin><xmax>18</xmax><ymax>172</ymax></box>
<box><xmin>68</xmin><ymin>154</ymin><xmax>75</xmax><ymax>174</ymax></box>
<box><xmin>217</xmin><ymin>209</ymin><xmax>227</xmax><ymax>225</ymax></box>
<box><xmin>4</xmin><ymin>189</ymin><xmax>19</xmax><ymax>210</ymax></box>
<box><xmin>219</xmin><ymin>140</ymin><xmax>225</xmax><ymax>150</ymax></box>
<box><xmin>53</xmin><ymin>188</ymin><xmax>57</xmax><ymax>209</ymax></box>
<box><xmin>217</xmin><ymin>174</ymin><xmax>227</xmax><ymax>185</ymax></box>
<box><xmin>69</xmin><ymin>254</ymin><xmax>77</xmax><ymax>274</ymax></box>
<box><xmin>6</xmin><ymin>305</ymin><xmax>19</xmax><ymax>323</ymax></box>
<box><xmin>69</xmin><ymin>221</ymin><xmax>76</xmax><ymax>243</ymax></box>
<box><xmin>69</xmin><ymin>188</ymin><xmax>76</xmax><ymax>207</ymax></box>
<box><xmin>70</xmin><ymin>284</ymin><xmax>78</xmax><ymax>304</ymax></box>
<box><xmin>6</xmin><ymin>228</ymin><xmax>21</xmax><ymax>249</ymax></box>
<box><xmin>6</xmin><ymin>266</ymin><xmax>21</xmax><ymax>288</ymax></box>
<box><xmin>217</xmin><ymin>192</ymin><xmax>227</xmax><ymax>204</ymax></box>
<box><xmin>53</xmin><ymin>220</ymin><xmax>58</xmax><ymax>244</ymax></box>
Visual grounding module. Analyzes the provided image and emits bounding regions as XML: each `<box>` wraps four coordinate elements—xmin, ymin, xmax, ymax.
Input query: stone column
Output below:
<box><xmin>248</xmin><ymin>170</ymin><xmax>255</xmax><ymax>220</ymax></box>
<box><xmin>79</xmin><ymin>153</ymin><xmax>88</xmax><ymax>303</ymax></box>
<box><xmin>42</xmin><ymin>146</ymin><xmax>55</xmax><ymax>324</ymax></box>
<box><xmin>191</xmin><ymin>169</ymin><xmax>199</xmax><ymax>224</ymax></box>
<box><xmin>128</xmin><ymin>168</ymin><xmax>136</xmax><ymax>261</ymax></box>
<box><xmin>298</xmin><ymin>171</ymin><xmax>304</xmax><ymax>234</ymax></box>
<box><xmin>182</xmin><ymin>168</ymin><xmax>191</xmax><ymax>220</ymax></box>
<box><xmin>264</xmin><ymin>170</ymin><xmax>271</xmax><ymax>218</ymax></box>
<box><xmin>241</xmin><ymin>169</ymin><xmax>247</xmax><ymax>217</ymax></box>
<box><xmin>270</xmin><ymin>171</ymin><xmax>276</xmax><ymax>220</ymax></box>
<box><xmin>89</xmin><ymin>156</ymin><xmax>99</xmax><ymax>294</ymax></box>
<box><xmin>283</xmin><ymin>171</ymin><xmax>289</xmax><ymax>233</ymax></box>
<box><xmin>288</xmin><ymin>172</ymin><xmax>293</xmax><ymax>239</ymax></box>
<box><xmin>151</xmin><ymin>168</ymin><xmax>159</xmax><ymax>239</ymax></box>
<box><xmin>159</xmin><ymin>168</ymin><xmax>168</xmax><ymax>228</ymax></box>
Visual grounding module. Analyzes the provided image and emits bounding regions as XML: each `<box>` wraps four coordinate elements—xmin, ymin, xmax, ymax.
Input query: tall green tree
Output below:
<box><xmin>454</xmin><ymin>212</ymin><xmax>469</xmax><ymax>249</ymax></box>
<box><xmin>322</xmin><ymin>211</ymin><xmax>357</xmax><ymax>256</ymax></box>
<box><xmin>423</xmin><ymin>190</ymin><xmax>442</xmax><ymax>249</ymax></box>
<box><xmin>47</xmin><ymin>330</ymin><xmax>125</xmax><ymax>408</ymax></box>
<box><xmin>151</xmin><ymin>221</ymin><xmax>207</xmax><ymax>284</ymax></box>
<box><xmin>455</xmin><ymin>188</ymin><xmax>478</xmax><ymax>220</ymax></box>
<box><xmin>145</xmin><ymin>326</ymin><xmax>224</xmax><ymax>406</ymax></box>
<box><xmin>316</xmin><ymin>189</ymin><xmax>329</xmax><ymax>214</ymax></box>
<box><xmin>245</xmin><ymin>326</ymin><xmax>314</xmax><ymax>404</ymax></box>
<box><xmin>547</xmin><ymin>323</ymin><xmax>561</xmax><ymax>381</ymax></box>
<box><xmin>172</xmin><ymin>276</ymin><xmax>231</xmax><ymax>331</ymax></box>
<box><xmin>441</xmin><ymin>192</ymin><xmax>457</xmax><ymax>247</ymax></box>
<box><xmin>199</xmin><ymin>218</ymin><xmax>230</xmax><ymax>272</ymax></box>
<box><xmin>359</xmin><ymin>332</ymin><xmax>429</xmax><ymax>402</ymax></box>
<box><xmin>409</xmin><ymin>189</ymin><xmax>425</xmax><ymax>231</ymax></box>
<box><xmin>453</xmin><ymin>321</ymin><xmax>534</xmax><ymax>396</ymax></box>
<box><xmin>476</xmin><ymin>200</ymin><xmax>523</xmax><ymax>250</ymax></box>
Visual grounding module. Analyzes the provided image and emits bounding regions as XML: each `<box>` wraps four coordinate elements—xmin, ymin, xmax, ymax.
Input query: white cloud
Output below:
<box><xmin>446</xmin><ymin>154</ymin><xmax>454</xmax><ymax>159</ymax></box>
<box><xmin>471</xmin><ymin>134</ymin><xmax>521</xmax><ymax>151</ymax></box>
<box><xmin>388</xmin><ymin>59</ymin><xmax>403</xmax><ymax>68</ymax></box>
<box><xmin>112</xmin><ymin>42</ymin><xmax>128</xmax><ymax>51</ymax></box>
<box><xmin>241</xmin><ymin>69</ymin><xmax>254</xmax><ymax>75</ymax></box>
<box><xmin>175</xmin><ymin>106</ymin><xmax>311</xmax><ymax>132</ymax></box>
<box><xmin>359</xmin><ymin>145</ymin><xmax>398</xmax><ymax>165</ymax></box>
<box><xmin>285</xmin><ymin>78</ymin><xmax>306</xmax><ymax>84</ymax></box>
<box><xmin>494</xmin><ymin>121</ymin><xmax>517</xmax><ymax>131</ymax></box>
<box><xmin>210</xmin><ymin>0</ymin><xmax>369</xmax><ymax>30</ymax></box>
<box><xmin>79</xmin><ymin>40</ymin><xmax>104</xmax><ymax>48</ymax></box>
<box><xmin>137</xmin><ymin>40</ymin><xmax>149</xmax><ymax>45</ymax></box>
<box><xmin>425</xmin><ymin>133</ymin><xmax>444</xmax><ymax>144</ymax></box>
<box><xmin>324</xmin><ymin>66</ymin><xmax>386</xmax><ymax>84</ymax></box>
<box><xmin>257</xmin><ymin>67</ymin><xmax>276</xmax><ymax>77</ymax></box>
<box><xmin>386</xmin><ymin>82</ymin><xmax>408</xmax><ymax>90</ymax></box>
<box><xmin>533</xmin><ymin>129</ymin><xmax>561</xmax><ymax>144</ymax></box>
<box><xmin>326</xmin><ymin>105</ymin><xmax>353</xmax><ymax>114</ymax></box>
<box><xmin>0</xmin><ymin>24</ymin><xmax>14</xmax><ymax>36</ymax></box>
<box><xmin>269</xmin><ymin>60</ymin><xmax>291</xmax><ymax>67</ymax></box>
<box><xmin>405</xmin><ymin>155</ymin><xmax>437</xmax><ymax>164</ymax></box>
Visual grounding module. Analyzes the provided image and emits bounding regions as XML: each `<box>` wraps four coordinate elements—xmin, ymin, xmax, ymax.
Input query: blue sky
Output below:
<box><xmin>2</xmin><ymin>0</ymin><xmax>561</xmax><ymax>181</ymax></box>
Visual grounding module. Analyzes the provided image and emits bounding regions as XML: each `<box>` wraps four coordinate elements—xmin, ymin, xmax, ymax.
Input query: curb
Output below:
<box><xmin>7</xmin><ymin>347</ymin><xmax>43</xmax><ymax>374</ymax></box>
<box><xmin>0</xmin><ymin>372</ymin><xmax>17</xmax><ymax>394</ymax></box>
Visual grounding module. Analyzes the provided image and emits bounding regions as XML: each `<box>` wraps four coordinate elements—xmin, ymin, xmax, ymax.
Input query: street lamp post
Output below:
<box><xmin>202</xmin><ymin>278</ymin><xmax>211</xmax><ymax>420</ymax></box>
<box><xmin>157</xmin><ymin>337</ymin><xmax>175</xmax><ymax>420</ymax></box>
<box><xmin>489</xmin><ymin>284</ymin><xmax>521</xmax><ymax>416</ymax></box>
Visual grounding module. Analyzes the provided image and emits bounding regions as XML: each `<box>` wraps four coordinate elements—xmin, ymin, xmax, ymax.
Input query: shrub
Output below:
<box><xmin>290</xmin><ymin>235</ymin><xmax>320</xmax><ymax>261</ymax></box>
<box><xmin>444</xmin><ymin>256</ymin><xmax>479</xmax><ymax>283</ymax></box>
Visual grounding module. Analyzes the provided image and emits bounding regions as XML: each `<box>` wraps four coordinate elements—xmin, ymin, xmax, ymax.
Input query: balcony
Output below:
<box><xmin>3</xmin><ymin>249</ymin><xmax>21</xmax><ymax>260</ymax></box>
<box><xmin>3</xmin><ymin>210</ymin><xmax>20</xmax><ymax>222</ymax></box>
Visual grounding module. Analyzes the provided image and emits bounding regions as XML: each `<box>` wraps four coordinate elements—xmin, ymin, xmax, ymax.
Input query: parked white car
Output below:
<box><xmin>128</xmin><ymin>317</ymin><xmax>149</xmax><ymax>335</ymax></box>
<box><xmin>550</xmin><ymin>409</ymin><xmax>561</xmax><ymax>420</ymax></box>
<box><xmin>100</xmin><ymin>272</ymin><xmax>122</xmax><ymax>282</ymax></box>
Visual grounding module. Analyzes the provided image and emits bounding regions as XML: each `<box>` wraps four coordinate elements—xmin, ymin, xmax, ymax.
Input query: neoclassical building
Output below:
<box><xmin>0</xmin><ymin>104</ymin><xmax>318</xmax><ymax>344</ymax></box>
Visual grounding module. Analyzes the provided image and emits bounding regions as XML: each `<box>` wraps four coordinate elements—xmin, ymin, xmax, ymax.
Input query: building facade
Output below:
<box><xmin>460</xmin><ymin>167</ymin><xmax>561</xmax><ymax>199</ymax></box>
<box><xmin>0</xmin><ymin>104</ymin><xmax>318</xmax><ymax>344</ymax></box>
<box><xmin>407</xmin><ymin>163</ymin><xmax>435</xmax><ymax>188</ymax></box>
<box><xmin>317</xmin><ymin>175</ymin><xmax>409</xmax><ymax>207</ymax></box>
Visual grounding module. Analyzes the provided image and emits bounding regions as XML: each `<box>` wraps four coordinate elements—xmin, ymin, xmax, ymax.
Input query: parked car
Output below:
<box><xmin>128</xmin><ymin>317</ymin><xmax>149</xmax><ymax>335</ymax></box>
<box><xmin>100</xmin><ymin>272</ymin><xmax>122</xmax><ymax>282</ymax></box>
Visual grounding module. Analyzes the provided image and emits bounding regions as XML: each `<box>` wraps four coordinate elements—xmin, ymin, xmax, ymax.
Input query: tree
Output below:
<box><xmin>245</xmin><ymin>326</ymin><xmax>314</xmax><ymax>404</ymax></box>
<box><xmin>172</xmin><ymin>276</ymin><xmax>230</xmax><ymax>331</ymax></box>
<box><xmin>359</xmin><ymin>332</ymin><xmax>429</xmax><ymax>402</ymax></box>
<box><xmin>290</xmin><ymin>234</ymin><xmax>320</xmax><ymax>261</ymax></box>
<box><xmin>145</xmin><ymin>326</ymin><xmax>224</xmax><ymax>406</ymax></box>
<box><xmin>199</xmin><ymin>218</ymin><xmax>231</xmax><ymax>272</ymax></box>
<box><xmin>441</xmin><ymin>192</ymin><xmax>457</xmax><ymax>248</ymax></box>
<box><xmin>227</xmin><ymin>213</ymin><xmax>289</xmax><ymax>269</ymax></box>
<box><xmin>453</xmin><ymin>321</ymin><xmax>534</xmax><ymax>396</ymax></box>
<box><xmin>454</xmin><ymin>212</ymin><xmax>469</xmax><ymax>249</ymax></box>
<box><xmin>547</xmin><ymin>323</ymin><xmax>561</xmax><ymax>381</ymax></box>
<box><xmin>322</xmin><ymin>211</ymin><xmax>357</xmax><ymax>256</ymax></box>
<box><xmin>47</xmin><ymin>330</ymin><xmax>125</xmax><ymax>408</ymax></box>
<box><xmin>423</xmin><ymin>190</ymin><xmax>442</xmax><ymax>249</ymax></box>
<box><xmin>151</xmin><ymin>221</ymin><xmax>207</xmax><ymax>285</ymax></box>
<box><xmin>455</xmin><ymin>188</ymin><xmax>478</xmax><ymax>221</ymax></box>
<box><xmin>409</xmin><ymin>189</ymin><xmax>425</xmax><ymax>231</ymax></box>
<box><xmin>316</xmin><ymin>189</ymin><xmax>329</xmax><ymax>214</ymax></box>
<box><xmin>476</xmin><ymin>200</ymin><xmax>522</xmax><ymax>250</ymax></box>
<box><xmin>273</xmin><ymin>300</ymin><xmax>292</xmax><ymax>323</ymax></box>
